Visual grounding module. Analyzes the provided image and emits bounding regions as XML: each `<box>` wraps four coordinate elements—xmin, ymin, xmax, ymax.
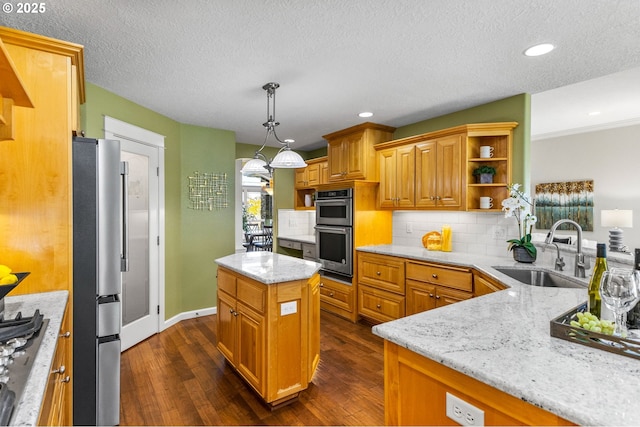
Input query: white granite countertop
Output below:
<box><xmin>277</xmin><ymin>234</ymin><xmax>316</xmax><ymax>245</ymax></box>
<box><xmin>363</xmin><ymin>244</ymin><xmax>640</xmax><ymax>426</ymax></box>
<box><xmin>216</xmin><ymin>252</ymin><xmax>321</xmax><ymax>284</ymax></box>
<box><xmin>5</xmin><ymin>290</ymin><xmax>68</xmax><ymax>426</ymax></box>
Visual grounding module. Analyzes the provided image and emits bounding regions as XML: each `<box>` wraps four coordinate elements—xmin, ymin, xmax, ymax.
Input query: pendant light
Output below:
<box><xmin>241</xmin><ymin>82</ymin><xmax>307</xmax><ymax>176</ymax></box>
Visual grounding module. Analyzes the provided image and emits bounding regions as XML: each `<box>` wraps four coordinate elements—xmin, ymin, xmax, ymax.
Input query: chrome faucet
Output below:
<box><xmin>544</xmin><ymin>242</ymin><xmax>566</xmax><ymax>271</ymax></box>
<box><xmin>545</xmin><ymin>219</ymin><xmax>585</xmax><ymax>278</ymax></box>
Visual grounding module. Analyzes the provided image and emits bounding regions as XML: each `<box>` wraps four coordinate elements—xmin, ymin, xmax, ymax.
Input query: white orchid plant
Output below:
<box><xmin>501</xmin><ymin>183</ymin><xmax>537</xmax><ymax>258</ymax></box>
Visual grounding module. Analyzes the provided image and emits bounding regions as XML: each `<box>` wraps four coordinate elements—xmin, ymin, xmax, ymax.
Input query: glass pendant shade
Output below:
<box><xmin>241</xmin><ymin>157</ymin><xmax>269</xmax><ymax>176</ymax></box>
<box><xmin>269</xmin><ymin>148</ymin><xmax>307</xmax><ymax>168</ymax></box>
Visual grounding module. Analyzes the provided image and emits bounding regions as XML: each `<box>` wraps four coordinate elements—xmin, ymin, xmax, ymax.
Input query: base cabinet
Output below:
<box><xmin>319</xmin><ymin>275</ymin><xmax>357</xmax><ymax>322</ymax></box>
<box><xmin>38</xmin><ymin>307</ymin><xmax>72</xmax><ymax>426</ymax></box>
<box><xmin>216</xmin><ymin>267</ymin><xmax>320</xmax><ymax>406</ymax></box>
<box><xmin>384</xmin><ymin>341</ymin><xmax>575</xmax><ymax>426</ymax></box>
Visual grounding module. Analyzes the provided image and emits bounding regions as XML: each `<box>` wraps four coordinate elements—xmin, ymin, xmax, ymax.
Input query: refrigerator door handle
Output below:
<box><xmin>120</xmin><ymin>161</ymin><xmax>130</xmax><ymax>272</ymax></box>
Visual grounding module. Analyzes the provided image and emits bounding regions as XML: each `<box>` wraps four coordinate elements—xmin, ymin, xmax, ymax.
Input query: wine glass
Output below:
<box><xmin>599</xmin><ymin>268</ymin><xmax>640</xmax><ymax>338</ymax></box>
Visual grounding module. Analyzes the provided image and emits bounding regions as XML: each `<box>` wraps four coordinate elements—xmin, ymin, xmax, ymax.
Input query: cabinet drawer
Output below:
<box><xmin>237</xmin><ymin>278</ymin><xmax>266</xmax><ymax>314</ymax></box>
<box><xmin>218</xmin><ymin>268</ymin><xmax>237</xmax><ymax>296</ymax></box>
<box><xmin>280</xmin><ymin>238</ymin><xmax>302</xmax><ymax>250</ymax></box>
<box><xmin>406</xmin><ymin>262</ymin><xmax>472</xmax><ymax>292</ymax></box>
<box><xmin>319</xmin><ymin>281</ymin><xmax>352</xmax><ymax>312</ymax></box>
<box><xmin>358</xmin><ymin>253</ymin><xmax>405</xmax><ymax>294</ymax></box>
<box><xmin>358</xmin><ymin>285</ymin><xmax>405</xmax><ymax>323</ymax></box>
<box><xmin>302</xmin><ymin>243</ymin><xmax>316</xmax><ymax>260</ymax></box>
<box><xmin>435</xmin><ymin>287</ymin><xmax>472</xmax><ymax>308</ymax></box>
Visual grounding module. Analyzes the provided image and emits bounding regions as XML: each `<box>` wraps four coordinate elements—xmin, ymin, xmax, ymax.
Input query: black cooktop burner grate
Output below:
<box><xmin>0</xmin><ymin>310</ymin><xmax>43</xmax><ymax>343</ymax></box>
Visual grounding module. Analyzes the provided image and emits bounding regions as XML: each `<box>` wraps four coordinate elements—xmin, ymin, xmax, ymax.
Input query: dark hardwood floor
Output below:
<box><xmin>120</xmin><ymin>310</ymin><xmax>385</xmax><ymax>426</ymax></box>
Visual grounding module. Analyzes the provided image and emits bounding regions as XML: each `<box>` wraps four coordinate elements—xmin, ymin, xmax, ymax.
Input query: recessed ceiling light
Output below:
<box><xmin>524</xmin><ymin>43</ymin><xmax>555</xmax><ymax>57</ymax></box>
<box><xmin>358</xmin><ymin>112</ymin><xmax>373</xmax><ymax>118</ymax></box>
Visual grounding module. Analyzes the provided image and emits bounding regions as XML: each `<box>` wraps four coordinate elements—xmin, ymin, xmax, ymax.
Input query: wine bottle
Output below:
<box><xmin>587</xmin><ymin>243</ymin><xmax>608</xmax><ymax>319</ymax></box>
<box><xmin>626</xmin><ymin>248</ymin><xmax>640</xmax><ymax>330</ymax></box>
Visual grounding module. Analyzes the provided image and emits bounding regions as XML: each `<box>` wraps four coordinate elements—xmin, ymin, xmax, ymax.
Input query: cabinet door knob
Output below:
<box><xmin>376</xmin><ymin>304</ymin><xmax>381</xmax><ymax>309</ymax></box>
<box><xmin>429</xmin><ymin>293</ymin><xmax>434</xmax><ymax>298</ymax></box>
<box><xmin>53</xmin><ymin>365</ymin><xmax>66</xmax><ymax>375</ymax></box>
<box><xmin>60</xmin><ymin>331</ymin><xmax>71</xmax><ymax>338</ymax></box>
<box><xmin>432</xmin><ymin>273</ymin><xmax>438</xmax><ymax>279</ymax></box>
<box><xmin>376</xmin><ymin>271</ymin><xmax>381</xmax><ymax>276</ymax></box>
<box><xmin>60</xmin><ymin>376</ymin><xmax>71</xmax><ymax>383</ymax></box>
<box><xmin>436</xmin><ymin>295</ymin><xmax>441</xmax><ymax>299</ymax></box>
<box><xmin>329</xmin><ymin>292</ymin><xmax>334</xmax><ymax>297</ymax></box>
<box><xmin>233</xmin><ymin>311</ymin><xmax>238</xmax><ymax>317</ymax></box>
<box><xmin>229</xmin><ymin>308</ymin><xmax>234</xmax><ymax>313</ymax></box>
<box><xmin>320</xmin><ymin>282</ymin><xmax>324</xmax><ymax>287</ymax></box>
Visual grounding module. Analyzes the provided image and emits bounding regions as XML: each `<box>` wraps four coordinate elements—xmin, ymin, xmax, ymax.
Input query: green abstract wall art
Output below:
<box><xmin>535</xmin><ymin>180</ymin><xmax>594</xmax><ymax>231</ymax></box>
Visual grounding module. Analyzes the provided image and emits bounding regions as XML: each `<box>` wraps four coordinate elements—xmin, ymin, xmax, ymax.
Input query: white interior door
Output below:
<box><xmin>104</xmin><ymin>117</ymin><xmax>165</xmax><ymax>352</ymax></box>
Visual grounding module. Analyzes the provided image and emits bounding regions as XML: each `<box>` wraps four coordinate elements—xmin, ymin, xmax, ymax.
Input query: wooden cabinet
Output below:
<box><xmin>0</xmin><ymin>36</ymin><xmax>33</xmax><ymax>141</ymax></box>
<box><xmin>384</xmin><ymin>341</ymin><xmax>574</xmax><ymax>426</ymax></box>
<box><xmin>405</xmin><ymin>261</ymin><xmax>472</xmax><ymax>316</ymax></box>
<box><xmin>38</xmin><ymin>307</ymin><xmax>72</xmax><ymax>426</ymax></box>
<box><xmin>294</xmin><ymin>156</ymin><xmax>327</xmax><ymax>210</ymax></box>
<box><xmin>0</xmin><ymin>27</ymin><xmax>85</xmax><ymax>426</ymax></box>
<box><xmin>216</xmin><ymin>267</ymin><xmax>319</xmax><ymax>406</ymax></box>
<box><xmin>319</xmin><ymin>275</ymin><xmax>357</xmax><ymax>322</ymax></box>
<box><xmin>323</xmin><ymin>122</ymin><xmax>395</xmax><ymax>182</ymax></box>
<box><xmin>376</xmin><ymin>132</ymin><xmax>463</xmax><ymax>210</ymax></box>
<box><xmin>415</xmin><ymin>135</ymin><xmax>464</xmax><ymax>209</ymax></box>
<box><xmin>473</xmin><ymin>273</ymin><xmax>507</xmax><ymax>297</ymax></box>
<box><xmin>465</xmin><ymin>122</ymin><xmax>518</xmax><ymax>211</ymax></box>
<box><xmin>378</xmin><ymin>144</ymin><xmax>416</xmax><ymax>208</ymax></box>
<box><xmin>357</xmin><ymin>252</ymin><xmax>405</xmax><ymax>323</ymax></box>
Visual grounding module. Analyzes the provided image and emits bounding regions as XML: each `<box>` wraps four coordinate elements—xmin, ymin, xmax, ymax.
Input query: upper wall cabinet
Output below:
<box><xmin>294</xmin><ymin>156</ymin><xmax>328</xmax><ymax>210</ymax></box>
<box><xmin>0</xmin><ymin>36</ymin><xmax>34</xmax><ymax>141</ymax></box>
<box><xmin>323</xmin><ymin>122</ymin><xmax>395</xmax><ymax>182</ymax></box>
<box><xmin>375</xmin><ymin>122</ymin><xmax>518</xmax><ymax>211</ymax></box>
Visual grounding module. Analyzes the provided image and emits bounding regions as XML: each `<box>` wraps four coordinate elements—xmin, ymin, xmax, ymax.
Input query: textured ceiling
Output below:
<box><xmin>3</xmin><ymin>0</ymin><xmax>640</xmax><ymax>150</ymax></box>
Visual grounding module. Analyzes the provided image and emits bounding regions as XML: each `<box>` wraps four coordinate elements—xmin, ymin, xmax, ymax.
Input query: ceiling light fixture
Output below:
<box><xmin>241</xmin><ymin>82</ymin><xmax>307</xmax><ymax>176</ymax></box>
<box><xmin>524</xmin><ymin>43</ymin><xmax>555</xmax><ymax>57</ymax></box>
<box><xmin>359</xmin><ymin>111</ymin><xmax>374</xmax><ymax>118</ymax></box>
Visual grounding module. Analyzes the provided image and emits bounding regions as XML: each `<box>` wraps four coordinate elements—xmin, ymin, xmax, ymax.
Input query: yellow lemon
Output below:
<box><xmin>0</xmin><ymin>274</ymin><xmax>17</xmax><ymax>285</ymax></box>
<box><xmin>0</xmin><ymin>265</ymin><xmax>11</xmax><ymax>279</ymax></box>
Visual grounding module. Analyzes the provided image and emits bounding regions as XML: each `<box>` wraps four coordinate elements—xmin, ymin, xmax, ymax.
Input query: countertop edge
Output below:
<box><xmin>216</xmin><ymin>252</ymin><xmax>321</xmax><ymax>284</ymax></box>
<box><xmin>7</xmin><ymin>290</ymin><xmax>68</xmax><ymax>426</ymax></box>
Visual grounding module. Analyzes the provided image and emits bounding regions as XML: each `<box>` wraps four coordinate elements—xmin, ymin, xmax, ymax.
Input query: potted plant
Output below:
<box><xmin>501</xmin><ymin>183</ymin><xmax>537</xmax><ymax>262</ymax></box>
<box><xmin>473</xmin><ymin>165</ymin><xmax>496</xmax><ymax>184</ymax></box>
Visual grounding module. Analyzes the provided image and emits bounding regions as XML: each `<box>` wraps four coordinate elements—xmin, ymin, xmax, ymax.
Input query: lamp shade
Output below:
<box><xmin>601</xmin><ymin>209</ymin><xmax>633</xmax><ymax>228</ymax></box>
<box><xmin>241</xmin><ymin>157</ymin><xmax>269</xmax><ymax>176</ymax></box>
<box><xmin>269</xmin><ymin>149</ymin><xmax>307</xmax><ymax>168</ymax></box>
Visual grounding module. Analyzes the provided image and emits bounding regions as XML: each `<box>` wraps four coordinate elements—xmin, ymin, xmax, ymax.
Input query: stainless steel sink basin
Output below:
<box><xmin>492</xmin><ymin>267</ymin><xmax>586</xmax><ymax>288</ymax></box>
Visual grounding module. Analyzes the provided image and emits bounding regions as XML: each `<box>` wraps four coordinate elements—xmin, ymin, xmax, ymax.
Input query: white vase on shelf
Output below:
<box><xmin>304</xmin><ymin>194</ymin><xmax>312</xmax><ymax>207</ymax></box>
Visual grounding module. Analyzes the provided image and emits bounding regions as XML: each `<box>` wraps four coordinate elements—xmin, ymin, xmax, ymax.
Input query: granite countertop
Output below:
<box><xmin>6</xmin><ymin>290</ymin><xmax>69</xmax><ymax>426</ymax></box>
<box><xmin>363</xmin><ymin>244</ymin><xmax>640</xmax><ymax>426</ymax></box>
<box><xmin>277</xmin><ymin>234</ymin><xmax>316</xmax><ymax>245</ymax></box>
<box><xmin>215</xmin><ymin>252</ymin><xmax>321</xmax><ymax>284</ymax></box>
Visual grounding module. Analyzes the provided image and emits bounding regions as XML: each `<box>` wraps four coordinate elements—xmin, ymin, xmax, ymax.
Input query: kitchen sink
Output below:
<box><xmin>492</xmin><ymin>267</ymin><xmax>586</xmax><ymax>288</ymax></box>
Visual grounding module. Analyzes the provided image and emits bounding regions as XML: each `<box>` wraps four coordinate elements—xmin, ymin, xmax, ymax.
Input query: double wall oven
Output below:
<box><xmin>315</xmin><ymin>188</ymin><xmax>353</xmax><ymax>277</ymax></box>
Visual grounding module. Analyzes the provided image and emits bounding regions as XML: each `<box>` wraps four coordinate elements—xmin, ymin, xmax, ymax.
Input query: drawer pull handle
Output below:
<box><xmin>60</xmin><ymin>331</ymin><xmax>71</xmax><ymax>338</ymax></box>
<box><xmin>432</xmin><ymin>274</ymin><xmax>438</xmax><ymax>279</ymax></box>
<box><xmin>320</xmin><ymin>282</ymin><xmax>324</xmax><ymax>287</ymax></box>
<box><xmin>53</xmin><ymin>365</ymin><xmax>66</xmax><ymax>375</ymax></box>
<box><xmin>376</xmin><ymin>271</ymin><xmax>381</xmax><ymax>276</ymax></box>
<box><xmin>330</xmin><ymin>292</ymin><xmax>334</xmax><ymax>297</ymax></box>
<box><xmin>60</xmin><ymin>376</ymin><xmax>70</xmax><ymax>383</ymax></box>
<box><xmin>376</xmin><ymin>304</ymin><xmax>381</xmax><ymax>309</ymax></box>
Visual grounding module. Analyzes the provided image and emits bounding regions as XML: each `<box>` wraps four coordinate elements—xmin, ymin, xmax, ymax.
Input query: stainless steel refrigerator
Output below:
<box><xmin>73</xmin><ymin>136</ymin><xmax>128</xmax><ymax>426</ymax></box>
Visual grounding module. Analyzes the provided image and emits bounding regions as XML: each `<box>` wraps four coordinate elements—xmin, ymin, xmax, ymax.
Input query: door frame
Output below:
<box><xmin>103</xmin><ymin>116</ymin><xmax>166</xmax><ymax>339</ymax></box>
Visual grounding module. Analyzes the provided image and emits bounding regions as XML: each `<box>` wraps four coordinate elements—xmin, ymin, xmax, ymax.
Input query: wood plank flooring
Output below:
<box><xmin>120</xmin><ymin>310</ymin><xmax>385</xmax><ymax>426</ymax></box>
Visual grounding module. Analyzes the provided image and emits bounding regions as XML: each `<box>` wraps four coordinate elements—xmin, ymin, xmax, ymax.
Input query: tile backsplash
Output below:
<box><xmin>392</xmin><ymin>211</ymin><xmax>519</xmax><ymax>257</ymax></box>
<box><xmin>278</xmin><ymin>209</ymin><xmax>315</xmax><ymax>236</ymax></box>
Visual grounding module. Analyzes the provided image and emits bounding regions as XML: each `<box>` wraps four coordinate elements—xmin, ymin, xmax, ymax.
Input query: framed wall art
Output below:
<box><xmin>534</xmin><ymin>180</ymin><xmax>594</xmax><ymax>231</ymax></box>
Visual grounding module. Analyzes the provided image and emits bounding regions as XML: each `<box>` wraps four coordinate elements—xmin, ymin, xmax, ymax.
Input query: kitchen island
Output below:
<box><xmin>4</xmin><ymin>290</ymin><xmax>68</xmax><ymax>425</ymax></box>
<box><xmin>215</xmin><ymin>252</ymin><xmax>321</xmax><ymax>407</ymax></box>
<box><xmin>364</xmin><ymin>244</ymin><xmax>640</xmax><ymax>426</ymax></box>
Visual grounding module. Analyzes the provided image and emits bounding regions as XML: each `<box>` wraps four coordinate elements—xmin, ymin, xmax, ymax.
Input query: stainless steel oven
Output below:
<box><xmin>315</xmin><ymin>188</ymin><xmax>353</xmax><ymax>226</ymax></box>
<box><xmin>315</xmin><ymin>188</ymin><xmax>354</xmax><ymax>276</ymax></box>
<box><xmin>315</xmin><ymin>225</ymin><xmax>353</xmax><ymax>276</ymax></box>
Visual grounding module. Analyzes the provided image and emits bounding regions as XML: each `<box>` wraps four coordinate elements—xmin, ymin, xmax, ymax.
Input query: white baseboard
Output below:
<box><xmin>162</xmin><ymin>306</ymin><xmax>217</xmax><ymax>331</ymax></box>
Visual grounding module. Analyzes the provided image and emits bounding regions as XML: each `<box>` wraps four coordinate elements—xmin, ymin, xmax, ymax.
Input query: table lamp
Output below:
<box><xmin>601</xmin><ymin>209</ymin><xmax>633</xmax><ymax>252</ymax></box>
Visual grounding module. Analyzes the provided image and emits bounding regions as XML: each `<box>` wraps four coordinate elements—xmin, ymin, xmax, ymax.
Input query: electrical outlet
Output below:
<box><xmin>493</xmin><ymin>226</ymin><xmax>506</xmax><ymax>240</ymax></box>
<box><xmin>406</xmin><ymin>223</ymin><xmax>413</xmax><ymax>233</ymax></box>
<box><xmin>446</xmin><ymin>392</ymin><xmax>484</xmax><ymax>426</ymax></box>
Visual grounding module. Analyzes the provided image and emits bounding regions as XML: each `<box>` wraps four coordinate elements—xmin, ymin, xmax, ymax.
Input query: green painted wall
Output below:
<box><xmin>393</xmin><ymin>93</ymin><xmax>531</xmax><ymax>186</ymax></box>
<box><xmin>180</xmin><ymin>124</ymin><xmax>236</xmax><ymax>311</ymax></box>
<box><xmin>82</xmin><ymin>83</ymin><xmax>236</xmax><ymax>318</ymax></box>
